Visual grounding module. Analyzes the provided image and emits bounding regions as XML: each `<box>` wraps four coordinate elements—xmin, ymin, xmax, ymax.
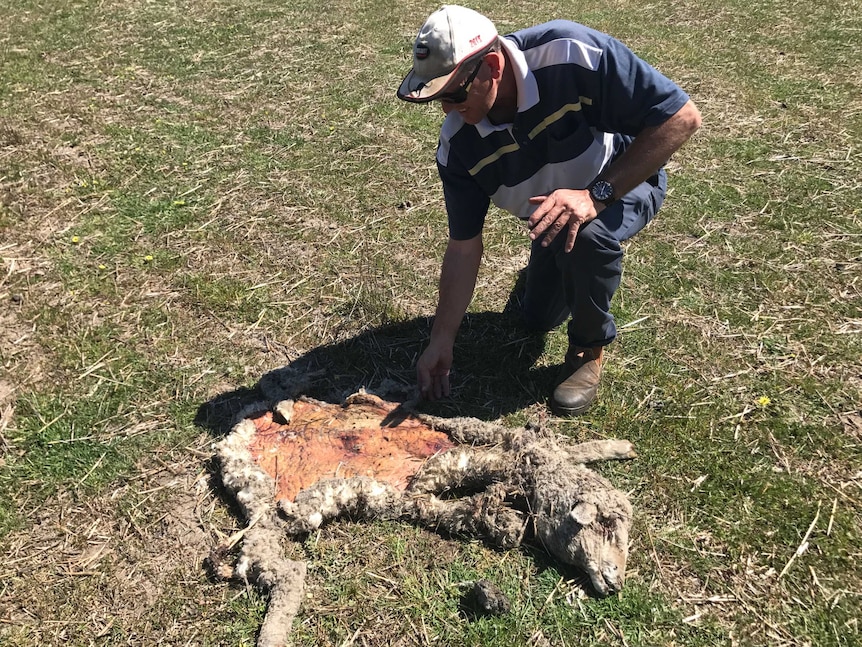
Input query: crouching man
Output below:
<box><xmin>397</xmin><ymin>5</ymin><xmax>701</xmax><ymax>415</ymax></box>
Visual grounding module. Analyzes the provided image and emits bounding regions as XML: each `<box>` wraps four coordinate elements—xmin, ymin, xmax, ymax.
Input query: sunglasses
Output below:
<box><xmin>439</xmin><ymin>59</ymin><xmax>484</xmax><ymax>104</ymax></box>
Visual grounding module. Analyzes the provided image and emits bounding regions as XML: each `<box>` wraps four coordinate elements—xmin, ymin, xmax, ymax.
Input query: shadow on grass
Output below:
<box><xmin>195</xmin><ymin>284</ymin><xmax>561</xmax><ymax>437</ymax></box>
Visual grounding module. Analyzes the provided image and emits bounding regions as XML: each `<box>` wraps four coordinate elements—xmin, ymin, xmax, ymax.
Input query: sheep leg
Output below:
<box><xmin>564</xmin><ymin>439</ymin><xmax>636</xmax><ymax>464</ymax></box>
<box><xmin>234</xmin><ymin>522</ymin><xmax>307</xmax><ymax>647</ymax></box>
<box><xmin>275</xmin><ymin>477</ymin><xmax>527</xmax><ymax>551</ymax></box>
<box><xmin>277</xmin><ymin>478</ymin><xmax>405</xmax><ymax>534</ymax></box>
<box><xmin>408</xmin><ymin>447</ymin><xmax>512</xmax><ymax>494</ymax></box>
<box><xmin>407</xmin><ymin>483</ymin><xmax>527</xmax><ymax>549</ymax></box>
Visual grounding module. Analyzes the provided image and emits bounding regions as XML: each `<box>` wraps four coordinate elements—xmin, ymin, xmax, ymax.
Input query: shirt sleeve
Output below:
<box><xmin>438</xmin><ymin>157</ymin><xmax>491</xmax><ymax>240</ymax></box>
<box><xmin>593</xmin><ymin>37</ymin><xmax>690</xmax><ymax>136</ymax></box>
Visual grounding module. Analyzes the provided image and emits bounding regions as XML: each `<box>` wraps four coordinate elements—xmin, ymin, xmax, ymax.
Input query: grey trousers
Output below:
<box><xmin>521</xmin><ymin>170</ymin><xmax>667</xmax><ymax>348</ymax></box>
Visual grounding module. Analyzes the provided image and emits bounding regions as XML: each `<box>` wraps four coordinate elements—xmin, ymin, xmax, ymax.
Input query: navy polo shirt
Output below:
<box><xmin>436</xmin><ymin>20</ymin><xmax>690</xmax><ymax>240</ymax></box>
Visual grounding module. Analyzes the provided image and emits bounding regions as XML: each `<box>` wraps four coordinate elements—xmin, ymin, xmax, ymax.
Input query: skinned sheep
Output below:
<box><xmin>215</xmin><ymin>390</ymin><xmax>635</xmax><ymax>647</ymax></box>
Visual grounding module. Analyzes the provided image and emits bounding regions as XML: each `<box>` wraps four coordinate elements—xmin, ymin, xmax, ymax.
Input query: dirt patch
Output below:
<box><xmin>0</xmin><ymin>439</ymin><xmax>236</xmax><ymax>644</ymax></box>
<box><xmin>0</xmin><ymin>379</ymin><xmax>14</xmax><ymax>404</ymax></box>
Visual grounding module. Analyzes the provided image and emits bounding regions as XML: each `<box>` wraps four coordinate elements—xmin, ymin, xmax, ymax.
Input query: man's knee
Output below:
<box><xmin>576</xmin><ymin>218</ymin><xmax>622</xmax><ymax>251</ymax></box>
<box><xmin>522</xmin><ymin>305</ymin><xmax>569</xmax><ymax>332</ymax></box>
<box><xmin>570</xmin><ymin>219</ymin><xmax>623</xmax><ymax>270</ymax></box>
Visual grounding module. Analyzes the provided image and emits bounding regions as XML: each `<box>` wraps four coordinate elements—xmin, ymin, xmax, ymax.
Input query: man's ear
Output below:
<box><xmin>484</xmin><ymin>51</ymin><xmax>505</xmax><ymax>79</ymax></box>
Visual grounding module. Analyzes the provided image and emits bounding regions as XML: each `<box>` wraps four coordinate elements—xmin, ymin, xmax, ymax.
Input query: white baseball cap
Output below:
<box><xmin>397</xmin><ymin>5</ymin><xmax>498</xmax><ymax>103</ymax></box>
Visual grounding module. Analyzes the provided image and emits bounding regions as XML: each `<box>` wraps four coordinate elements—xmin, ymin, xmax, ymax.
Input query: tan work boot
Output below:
<box><xmin>551</xmin><ymin>346</ymin><xmax>604</xmax><ymax>416</ymax></box>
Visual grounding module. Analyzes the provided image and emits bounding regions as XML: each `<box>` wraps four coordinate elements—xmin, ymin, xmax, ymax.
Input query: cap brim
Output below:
<box><xmin>397</xmin><ymin>66</ymin><xmax>461</xmax><ymax>103</ymax></box>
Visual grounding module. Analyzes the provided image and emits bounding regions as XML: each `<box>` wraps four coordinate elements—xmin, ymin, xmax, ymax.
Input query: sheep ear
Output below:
<box><xmin>570</xmin><ymin>502</ymin><xmax>597</xmax><ymax>525</ymax></box>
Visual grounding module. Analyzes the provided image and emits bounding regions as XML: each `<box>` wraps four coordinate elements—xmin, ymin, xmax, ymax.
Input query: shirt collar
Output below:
<box><xmin>475</xmin><ymin>36</ymin><xmax>539</xmax><ymax>137</ymax></box>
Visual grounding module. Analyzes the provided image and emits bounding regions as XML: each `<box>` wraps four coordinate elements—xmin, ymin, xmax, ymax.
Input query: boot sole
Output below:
<box><xmin>550</xmin><ymin>398</ymin><xmax>595</xmax><ymax>417</ymax></box>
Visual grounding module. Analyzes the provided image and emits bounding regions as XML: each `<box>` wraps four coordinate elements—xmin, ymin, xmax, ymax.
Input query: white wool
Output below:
<box><xmin>235</xmin><ymin>555</ymin><xmax>252</xmax><ymax>580</ymax></box>
<box><xmin>307</xmin><ymin>512</ymin><xmax>323</xmax><ymax>528</ymax></box>
<box><xmin>275</xmin><ymin>399</ymin><xmax>294</xmax><ymax>423</ymax></box>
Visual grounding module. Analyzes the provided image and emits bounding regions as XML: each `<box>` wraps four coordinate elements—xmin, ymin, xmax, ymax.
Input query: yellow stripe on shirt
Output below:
<box><xmin>527</xmin><ymin>97</ymin><xmax>593</xmax><ymax>140</ymax></box>
<box><xmin>468</xmin><ymin>142</ymin><xmax>521</xmax><ymax>176</ymax></box>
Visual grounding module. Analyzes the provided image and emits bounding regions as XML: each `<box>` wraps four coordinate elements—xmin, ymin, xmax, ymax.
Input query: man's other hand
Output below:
<box><xmin>527</xmin><ymin>189</ymin><xmax>602</xmax><ymax>253</ymax></box>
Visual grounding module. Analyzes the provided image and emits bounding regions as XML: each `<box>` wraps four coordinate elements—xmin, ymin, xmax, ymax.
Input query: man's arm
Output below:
<box><xmin>527</xmin><ymin>99</ymin><xmax>702</xmax><ymax>251</ymax></box>
<box><xmin>598</xmin><ymin>99</ymin><xmax>702</xmax><ymax>199</ymax></box>
<box><xmin>417</xmin><ymin>234</ymin><xmax>484</xmax><ymax>400</ymax></box>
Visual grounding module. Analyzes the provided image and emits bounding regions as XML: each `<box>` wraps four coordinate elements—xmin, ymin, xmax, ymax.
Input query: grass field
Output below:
<box><xmin>1</xmin><ymin>0</ymin><xmax>860</xmax><ymax>645</ymax></box>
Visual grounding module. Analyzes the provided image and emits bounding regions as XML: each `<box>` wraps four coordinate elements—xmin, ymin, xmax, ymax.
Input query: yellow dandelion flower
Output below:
<box><xmin>757</xmin><ymin>396</ymin><xmax>771</xmax><ymax>408</ymax></box>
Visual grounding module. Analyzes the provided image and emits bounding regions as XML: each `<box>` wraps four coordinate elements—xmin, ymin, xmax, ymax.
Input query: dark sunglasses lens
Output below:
<box><xmin>441</xmin><ymin>88</ymin><xmax>468</xmax><ymax>104</ymax></box>
<box><xmin>439</xmin><ymin>59</ymin><xmax>482</xmax><ymax>104</ymax></box>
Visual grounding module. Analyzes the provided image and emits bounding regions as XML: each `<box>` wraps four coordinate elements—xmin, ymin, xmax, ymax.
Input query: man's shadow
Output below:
<box><xmin>195</xmin><ymin>275</ymin><xmax>561</xmax><ymax>437</ymax></box>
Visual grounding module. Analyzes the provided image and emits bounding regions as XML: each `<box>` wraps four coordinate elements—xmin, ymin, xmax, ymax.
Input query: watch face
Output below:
<box><xmin>591</xmin><ymin>180</ymin><xmax>614</xmax><ymax>202</ymax></box>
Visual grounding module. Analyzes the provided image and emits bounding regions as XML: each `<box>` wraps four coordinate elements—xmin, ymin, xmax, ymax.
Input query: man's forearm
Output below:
<box><xmin>600</xmin><ymin>99</ymin><xmax>702</xmax><ymax>198</ymax></box>
<box><xmin>430</xmin><ymin>235</ymin><xmax>484</xmax><ymax>344</ymax></box>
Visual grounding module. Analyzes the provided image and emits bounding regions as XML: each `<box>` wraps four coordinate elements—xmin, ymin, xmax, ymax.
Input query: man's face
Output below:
<box><xmin>439</xmin><ymin>57</ymin><xmax>497</xmax><ymax>125</ymax></box>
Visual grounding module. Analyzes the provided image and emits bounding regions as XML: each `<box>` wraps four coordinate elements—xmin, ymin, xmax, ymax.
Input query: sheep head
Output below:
<box><xmin>532</xmin><ymin>468</ymin><xmax>632</xmax><ymax>596</ymax></box>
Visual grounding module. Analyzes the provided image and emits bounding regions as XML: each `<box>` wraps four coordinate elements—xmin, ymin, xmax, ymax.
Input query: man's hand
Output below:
<box><xmin>527</xmin><ymin>188</ymin><xmax>602</xmax><ymax>253</ymax></box>
<box><xmin>416</xmin><ymin>339</ymin><xmax>453</xmax><ymax>400</ymax></box>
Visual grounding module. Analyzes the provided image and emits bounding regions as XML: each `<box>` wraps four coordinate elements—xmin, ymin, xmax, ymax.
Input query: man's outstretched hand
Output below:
<box><xmin>416</xmin><ymin>340</ymin><xmax>453</xmax><ymax>401</ymax></box>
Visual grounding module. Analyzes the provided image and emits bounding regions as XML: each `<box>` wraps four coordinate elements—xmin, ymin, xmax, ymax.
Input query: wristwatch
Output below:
<box><xmin>588</xmin><ymin>179</ymin><xmax>615</xmax><ymax>206</ymax></box>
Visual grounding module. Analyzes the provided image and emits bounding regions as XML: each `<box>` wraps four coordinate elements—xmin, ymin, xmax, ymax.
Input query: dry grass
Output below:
<box><xmin>0</xmin><ymin>437</ymin><xmax>260</xmax><ymax>645</ymax></box>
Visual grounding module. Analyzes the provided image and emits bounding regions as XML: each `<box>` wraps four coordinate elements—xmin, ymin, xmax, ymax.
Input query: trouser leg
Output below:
<box><xmin>521</xmin><ymin>236</ymin><xmax>571</xmax><ymax>332</ymax></box>
<box><xmin>522</xmin><ymin>171</ymin><xmax>666</xmax><ymax>347</ymax></box>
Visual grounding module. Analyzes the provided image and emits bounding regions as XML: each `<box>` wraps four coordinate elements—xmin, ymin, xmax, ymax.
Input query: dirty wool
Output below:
<box><xmin>215</xmin><ymin>380</ymin><xmax>635</xmax><ymax>647</ymax></box>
